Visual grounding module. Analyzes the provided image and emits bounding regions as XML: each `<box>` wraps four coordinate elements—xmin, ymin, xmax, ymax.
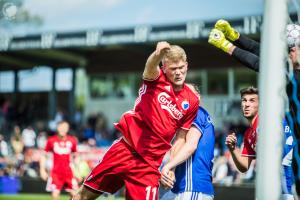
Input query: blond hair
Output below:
<box><xmin>162</xmin><ymin>45</ymin><xmax>187</xmax><ymax>65</ymax></box>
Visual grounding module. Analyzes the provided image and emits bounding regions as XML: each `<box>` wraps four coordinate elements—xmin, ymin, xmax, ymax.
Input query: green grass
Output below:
<box><xmin>0</xmin><ymin>194</ymin><xmax>125</xmax><ymax>200</ymax></box>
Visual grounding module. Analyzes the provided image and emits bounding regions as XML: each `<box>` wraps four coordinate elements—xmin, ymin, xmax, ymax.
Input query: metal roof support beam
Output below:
<box><xmin>21</xmin><ymin>50</ymin><xmax>87</xmax><ymax>67</ymax></box>
<box><xmin>0</xmin><ymin>54</ymin><xmax>37</xmax><ymax>68</ymax></box>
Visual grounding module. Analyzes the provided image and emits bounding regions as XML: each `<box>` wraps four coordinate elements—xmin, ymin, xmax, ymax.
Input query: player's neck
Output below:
<box><xmin>172</xmin><ymin>84</ymin><xmax>183</xmax><ymax>92</ymax></box>
<box><xmin>58</xmin><ymin>134</ymin><xmax>67</xmax><ymax>139</ymax></box>
<box><xmin>248</xmin><ymin>114</ymin><xmax>258</xmax><ymax>126</ymax></box>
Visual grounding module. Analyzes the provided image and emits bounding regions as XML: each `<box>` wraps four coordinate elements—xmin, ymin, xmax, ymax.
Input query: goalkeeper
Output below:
<box><xmin>208</xmin><ymin>19</ymin><xmax>300</xmax><ymax>199</ymax></box>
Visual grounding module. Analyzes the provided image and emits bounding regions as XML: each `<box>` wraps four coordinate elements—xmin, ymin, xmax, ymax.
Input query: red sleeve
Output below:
<box><xmin>180</xmin><ymin>99</ymin><xmax>198</xmax><ymax>130</ymax></box>
<box><xmin>44</xmin><ymin>138</ymin><xmax>52</xmax><ymax>152</ymax></box>
<box><xmin>241</xmin><ymin>135</ymin><xmax>256</xmax><ymax>157</ymax></box>
<box><xmin>71</xmin><ymin>137</ymin><xmax>77</xmax><ymax>152</ymax></box>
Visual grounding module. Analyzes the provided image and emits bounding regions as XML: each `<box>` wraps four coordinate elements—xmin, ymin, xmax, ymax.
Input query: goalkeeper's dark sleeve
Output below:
<box><xmin>287</xmin><ymin>70</ymin><xmax>300</xmax><ymax>138</ymax></box>
<box><xmin>232</xmin><ymin>47</ymin><xmax>260</xmax><ymax>72</ymax></box>
<box><xmin>234</xmin><ymin>35</ymin><xmax>260</xmax><ymax>56</ymax></box>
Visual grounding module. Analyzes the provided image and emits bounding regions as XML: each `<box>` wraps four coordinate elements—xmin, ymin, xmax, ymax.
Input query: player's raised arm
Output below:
<box><xmin>143</xmin><ymin>41</ymin><xmax>171</xmax><ymax>80</ymax></box>
<box><xmin>225</xmin><ymin>132</ymin><xmax>253</xmax><ymax>173</ymax></box>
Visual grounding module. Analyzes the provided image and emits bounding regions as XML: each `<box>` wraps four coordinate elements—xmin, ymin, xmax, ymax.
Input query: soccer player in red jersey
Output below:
<box><xmin>225</xmin><ymin>87</ymin><xmax>294</xmax><ymax>199</ymax></box>
<box><xmin>73</xmin><ymin>41</ymin><xmax>199</xmax><ymax>200</ymax></box>
<box><xmin>225</xmin><ymin>87</ymin><xmax>259</xmax><ymax>168</ymax></box>
<box><xmin>40</xmin><ymin>121</ymin><xmax>78</xmax><ymax>200</ymax></box>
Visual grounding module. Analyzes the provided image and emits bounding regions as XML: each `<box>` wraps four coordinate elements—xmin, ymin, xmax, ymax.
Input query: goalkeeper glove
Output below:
<box><xmin>208</xmin><ymin>28</ymin><xmax>233</xmax><ymax>53</ymax></box>
<box><xmin>215</xmin><ymin>19</ymin><xmax>240</xmax><ymax>41</ymax></box>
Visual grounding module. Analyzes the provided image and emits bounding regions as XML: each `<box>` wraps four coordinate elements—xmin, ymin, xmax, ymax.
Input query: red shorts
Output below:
<box><xmin>46</xmin><ymin>172</ymin><xmax>78</xmax><ymax>192</ymax></box>
<box><xmin>83</xmin><ymin>138</ymin><xmax>160</xmax><ymax>200</ymax></box>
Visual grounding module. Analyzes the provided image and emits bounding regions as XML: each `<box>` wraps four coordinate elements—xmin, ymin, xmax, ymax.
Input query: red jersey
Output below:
<box><xmin>114</xmin><ymin>69</ymin><xmax>199</xmax><ymax>169</ymax></box>
<box><xmin>241</xmin><ymin>115</ymin><xmax>258</xmax><ymax>157</ymax></box>
<box><xmin>45</xmin><ymin>135</ymin><xmax>77</xmax><ymax>174</ymax></box>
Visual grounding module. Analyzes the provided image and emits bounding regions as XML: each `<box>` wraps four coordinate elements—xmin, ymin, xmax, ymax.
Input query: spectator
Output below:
<box><xmin>10</xmin><ymin>125</ymin><xmax>24</xmax><ymax>155</ymax></box>
<box><xmin>49</xmin><ymin>109</ymin><xmax>66</xmax><ymax>131</ymax></box>
<box><xmin>22</xmin><ymin>126</ymin><xmax>36</xmax><ymax>149</ymax></box>
<box><xmin>37</xmin><ymin>131</ymin><xmax>47</xmax><ymax>149</ymax></box>
<box><xmin>0</xmin><ymin>134</ymin><xmax>8</xmax><ymax>157</ymax></box>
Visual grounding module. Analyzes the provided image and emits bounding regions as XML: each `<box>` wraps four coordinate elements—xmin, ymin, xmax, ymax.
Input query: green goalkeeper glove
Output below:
<box><xmin>215</xmin><ymin>19</ymin><xmax>240</xmax><ymax>41</ymax></box>
<box><xmin>208</xmin><ymin>28</ymin><xmax>233</xmax><ymax>53</ymax></box>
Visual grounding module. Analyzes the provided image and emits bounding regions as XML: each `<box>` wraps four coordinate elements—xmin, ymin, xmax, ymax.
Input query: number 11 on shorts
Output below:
<box><xmin>145</xmin><ymin>186</ymin><xmax>157</xmax><ymax>200</ymax></box>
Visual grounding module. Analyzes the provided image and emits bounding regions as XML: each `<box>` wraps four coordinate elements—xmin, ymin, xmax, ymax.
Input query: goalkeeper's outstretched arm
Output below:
<box><xmin>232</xmin><ymin>46</ymin><xmax>260</xmax><ymax>72</ymax></box>
<box><xmin>234</xmin><ymin>35</ymin><xmax>260</xmax><ymax>56</ymax></box>
<box><xmin>214</xmin><ymin>19</ymin><xmax>260</xmax><ymax>56</ymax></box>
<box><xmin>208</xmin><ymin>28</ymin><xmax>260</xmax><ymax>72</ymax></box>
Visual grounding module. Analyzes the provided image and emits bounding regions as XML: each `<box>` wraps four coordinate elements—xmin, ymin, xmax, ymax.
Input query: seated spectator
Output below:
<box><xmin>22</xmin><ymin>126</ymin><xmax>36</xmax><ymax>149</ymax></box>
<box><xmin>10</xmin><ymin>125</ymin><xmax>24</xmax><ymax>155</ymax></box>
<box><xmin>83</xmin><ymin>125</ymin><xmax>95</xmax><ymax>140</ymax></box>
<box><xmin>0</xmin><ymin>134</ymin><xmax>8</xmax><ymax>157</ymax></box>
<box><xmin>37</xmin><ymin>131</ymin><xmax>47</xmax><ymax>149</ymax></box>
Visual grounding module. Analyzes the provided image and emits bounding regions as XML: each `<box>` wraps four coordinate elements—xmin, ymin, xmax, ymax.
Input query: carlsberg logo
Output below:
<box><xmin>158</xmin><ymin>92</ymin><xmax>183</xmax><ymax>120</ymax></box>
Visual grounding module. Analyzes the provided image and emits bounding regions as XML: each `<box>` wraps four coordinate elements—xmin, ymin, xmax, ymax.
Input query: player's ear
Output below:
<box><xmin>290</xmin><ymin>46</ymin><xmax>296</xmax><ymax>52</ymax></box>
<box><xmin>289</xmin><ymin>47</ymin><xmax>296</xmax><ymax>59</ymax></box>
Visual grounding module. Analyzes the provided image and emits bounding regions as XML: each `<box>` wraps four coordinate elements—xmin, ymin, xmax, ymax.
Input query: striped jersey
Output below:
<box><xmin>172</xmin><ymin>106</ymin><xmax>215</xmax><ymax>195</ymax></box>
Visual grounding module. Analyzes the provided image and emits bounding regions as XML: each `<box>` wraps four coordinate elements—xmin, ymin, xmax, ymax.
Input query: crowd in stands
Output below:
<box><xmin>0</xmin><ymin>98</ymin><xmax>255</xmax><ymax>187</ymax></box>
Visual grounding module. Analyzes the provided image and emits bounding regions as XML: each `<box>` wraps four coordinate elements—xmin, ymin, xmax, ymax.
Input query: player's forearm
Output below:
<box><xmin>170</xmin><ymin>129</ymin><xmax>187</xmax><ymax>159</ymax></box>
<box><xmin>170</xmin><ymin>137</ymin><xmax>185</xmax><ymax>160</ymax></box>
<box><xmin>39</xmin><ymin>152</ymin><xmax>48</xmax><ymax>170</ymax></box>
<box><xmin>232</xmin><ymin>47</ymin><xmax>260</xmax><ymax>72</ymax></box>
<box><xmin>167</xmin><ymin>143</ymin><xmax>196</xmax><ymax>169</ymax></box>
<box><xmin>39</xmin><ymin>155</ymin><xmax>47</xmax><ymax>172</ymax></box>
<box><xmin>229</xmin><ymin>149</ymin><xmax>250</xmax><ymax>173</ymax></box>
<box><xmin>143</xmin><ymin>52</ymin><xmax>161</xmax><ymax>80</ymax></box>
<box><xmin>234</xmin><ymin>35</ymin><xmax>260</xmax><ymax>56</ymax></box>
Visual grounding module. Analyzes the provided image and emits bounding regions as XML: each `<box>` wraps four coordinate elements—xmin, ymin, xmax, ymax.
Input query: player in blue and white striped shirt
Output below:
<box><xmin>160</xmin><ymin>85</ymin><xmax>215</xmax><ymax>200</ymax></box>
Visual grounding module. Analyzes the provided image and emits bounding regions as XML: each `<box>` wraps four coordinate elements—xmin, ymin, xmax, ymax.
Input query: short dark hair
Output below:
<box><xmin>189</xmin><ymin>83</ymin><xmax>200</xmax><ymax>95</ymax></box>
<box><xmin>186</xmin><ymin>83</ymin><xmax>201</xmax><ymax>102</ymax></box>
<box><xmin>240</xmin><ymin>86</ymin><xmax>258</xmax><ymax>98</ymax></box>
<box><xmin>57</xmin><ymin>120</ymin><xmax>69</xmax><ymax>125</ymax></box>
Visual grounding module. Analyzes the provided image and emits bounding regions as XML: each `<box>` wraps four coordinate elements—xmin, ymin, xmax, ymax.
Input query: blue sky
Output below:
<box><xmin>0</xmin><ymin>0</ymin><xmax>266</xmax><ymax>91</ymax></box>
<box><xmin>3</xmin><ymin>0</ymin><xmax>265</xmax><ymax>35</ymax></box>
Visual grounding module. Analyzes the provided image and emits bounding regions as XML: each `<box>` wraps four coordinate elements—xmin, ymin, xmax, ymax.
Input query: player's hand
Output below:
<box><xmin>208</xmin><ymin>29</ymin><xmax>233</xmax><ymax>54</ymax></box>
<box><xmin>155</xmin><ymin>41</ymin><xmax>171</xmax><ymax>56</ymax></box>
<box><xmin>40</xmin><ymin>169</ymin><xmax>48</xmax><ymax>181</ymax></box>
<box><xmin>225</xmin><ymin>132</ymin><xmax>237</xmax><ymax>151</ymax></box>
<box><xmin>160</xmin><ymin>165</ymin><xmax>175</xmax><ymax>189</ymax></box>
<box><xmin>215</xmin><ymin>19</ymin><xmax>240</xmax><ymax>41</ymax></box>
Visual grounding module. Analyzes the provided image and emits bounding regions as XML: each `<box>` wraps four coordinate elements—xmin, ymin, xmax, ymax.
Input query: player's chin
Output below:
<box><xmin>173</xmin><ymin>79</ymin><xmax>185</xmax><ymax>86</ymax></box>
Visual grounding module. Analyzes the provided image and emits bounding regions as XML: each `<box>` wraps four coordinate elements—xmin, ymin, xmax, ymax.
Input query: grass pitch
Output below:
<box><xmin>0</xmin><ymin>193</ymin><xmax>125</xmax><ymax>200</ymax></box>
